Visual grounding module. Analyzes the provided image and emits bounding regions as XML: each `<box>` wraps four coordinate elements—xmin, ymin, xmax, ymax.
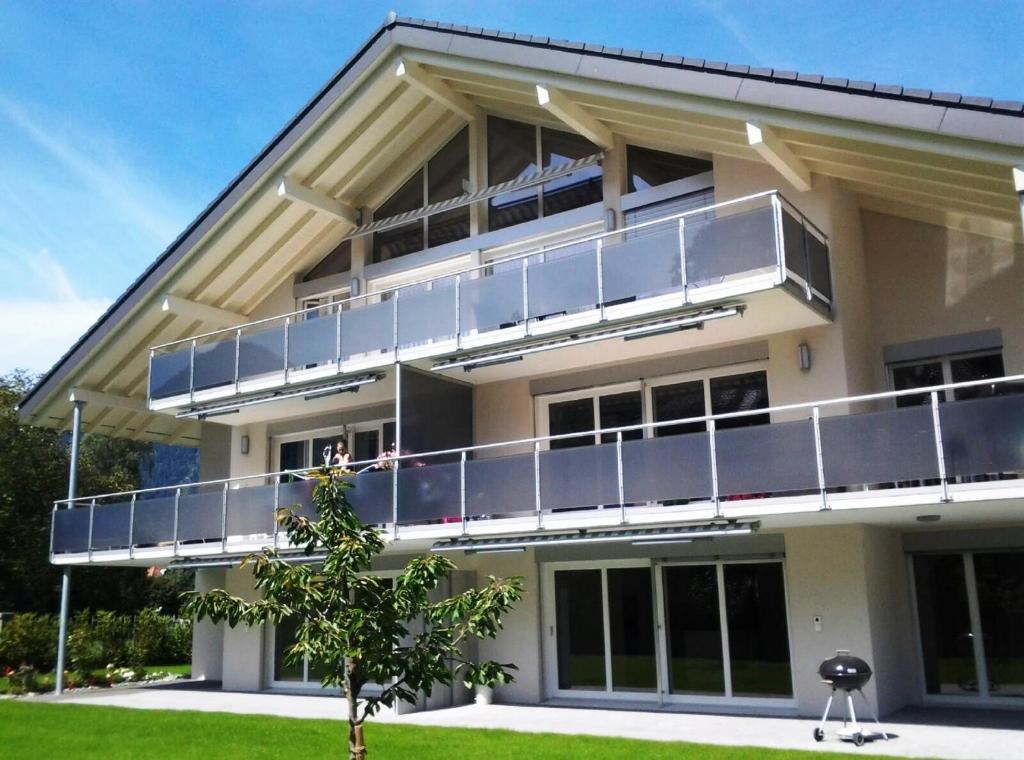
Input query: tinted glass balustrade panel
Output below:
<box><xmin>539</xmin><ymin>443</ymin><xmax>620</xmax><ymax>511</ymax></box>
<box><xmin>344</xmin><ymin>469</ymin><xmax>394</xmax><ymax>525</ymax></box>
<box><xmin>397</xmin><ymin>461</ymin><xmax>461</xmax><ymax>524</ymax></box>
<box><xmin>277</xmin><ymin>478</ymin><xmax>316</xmax><ymax>522</ymax></box>
<box><xmin>192</xmin><ymin>339</ymin><xmax>236</xmax><ymax>391</ymax></box>
<box><xmin>820</xmin><ymin>406</ymin><xmax>939</xmax><ymax>488</ymax></box>
<box><xmin>527</xmin><ymin>249</ymin><xmax>599</xmax><ymax>320</ymax></box>
<box><xmin>150</xmin><ymin>348</ymin><xmax>192</xmax><ymax>399</ymax></box>
<box><xmin>132</xmin><ymin>495</ymin><xmax>176</xmax><ymax>547</ymax></box>
<box><xmin>601</xmin><ymin>228</ymin><xmax>682</xmax><ymax>304</ymax></box>
<box><xmin>684</xmin><ymin>206</ymin><xmax>777</xmax><ymax>286</ymax></box>
<box><xmin>89</xmin><ymin>501</ymin><xmax>132</xmax><ymax>551</ymax></box>
<box><xmin>459</xmin><ymin>269</ymin><xmax>524</xmax><ymax>334</ymax></box>
<box><xmin>226</xmin><ymin>484</ymin><xmax>277</xmax><ymax>537</ymax></box>
<box><xmin>465</xmin><ymin>452</ymin><xmax>536</xmax><ymax>517</ymax></box>
<box><xmin>287</xmin><ymin>315</ymin><xmax>338</xmax><ymax>369</ymax></box>
<box><xmin>780</xmin><ymin>210</ymin><xmax>808</xmax><ymax>283</ymax></box>
<box><xmin>238</xmin><ymin>325</ymin><xmax>286</xmax><ymax>381</ymax></box>
<box><xmin>176</xmin><ymin>490</ymin><xmax>225</xmax><ymax>543</ymax></box>
<box><xmin>52</xmin><ymin>508</ymin><xmax>92</xmax><ymax>554</ymax></box>
<box><xmin>940</xmin><ymin>395</ymin><xmax>1024</xmax><ymax>477</ymax></box>
<box><xmin>716</xmin><ymin>419</ymin><xmax>819</xmax><ymax>497</ymax></box>
<box><xmin>806</xmin><ymin>232</ymin><xmax>832</xmax><ymax>302</ymax></box>
<box><xmin>621</xmin><ymin>433</ymin><xmax>712</xmax><ymax>503</ymax></box>
<box><xmin>397</xmin><ymin>281</ymin><xmax>456</xmax><ymax>348</ymax></box>
<box><xmin>340</xmin><ymin>300</ymin><xmax>394</xmax><ymax>360</ymax></box>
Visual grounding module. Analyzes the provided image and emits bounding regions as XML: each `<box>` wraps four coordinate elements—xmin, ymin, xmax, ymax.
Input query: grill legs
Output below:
<box><xmin>815</xmin><ymin>687</ymin><xmax>888</xmax><ymax>746</ymax></box>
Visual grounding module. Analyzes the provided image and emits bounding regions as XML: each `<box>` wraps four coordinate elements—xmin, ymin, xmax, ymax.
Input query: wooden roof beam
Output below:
<box><xmin>536</xmin><ymin>84</ymin><xmax>614</xmax><ymax>151</ymax></box>
<box><xmin>276</xmin><ymin>177</ymin><xmax>358</xmax><ymax>225</ymax></box>
<box><xmin>747</xmin><ymin>122</ymin><xmax>812</xmax><ymax>191</ymax></box>
<box><xmin>68</xmin><ymin>387</ymin><xmax>148</xmax><ymax>413</ymax></box>
<box><xmin>161</xmin><ymin>295</ymin><xmax>246</xmax><ymax>329</ymax></box>
<box><xmin>396</xmin><ymin>59</ymin><xmax>481</xmax><ymax>122</ymax></box>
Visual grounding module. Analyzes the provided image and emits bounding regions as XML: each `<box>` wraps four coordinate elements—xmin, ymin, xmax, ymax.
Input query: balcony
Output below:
<box><xmin>148</xmin><ymin>190</ymin><xmax>832</xmax><ymax>411</ymax></box>
<box><xmin>54</xmin><ymin>376</ymin><xmax>1024</xmax><ymax>563</ymax></box>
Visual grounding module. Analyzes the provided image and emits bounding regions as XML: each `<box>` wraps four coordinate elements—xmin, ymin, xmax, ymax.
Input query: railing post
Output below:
<box><xmin>596</xmin><ymin>238</ymin><xmax>605</xmax><ymax>321</ymax></box>
<box><xmin>220</xmin><ymin>481</ymin><xmax>230</xmax><ymax>553</ymax></box>
<box><xmin>172</xmin><ymin>487</ymin><xmax>181</xmax><ymax>557</ymax></box>
<box><xmin>87</xmin><ymin>499</ymin><xmax>96</xmax><ymax>561</ymax></box>
<box><xmin>534</xmin><ymin>441</ymin><xmax>543</xmax><ymax>529</ymax></box>
<box><xmin>616</xmin><ymin>431</ymin><xmax>626</xmax><ymax>525</ymax></box>
<box><xmin>454</xmin><ymin>274</ymin><xmax>462</xmax><ymax>350</ymax></box>
<box><xmin>393</xmin><ymin>361</ymin><xmax>402</xmax><ymax>538</ymax></box>
<box><xmin>521</xmin><ymin>257</ymin><xmax>530</xmax><ymax>333</ymax></box>
<box><xmin>677</xmin><ymin>217</ymin><xmax>688</xmax><ymax>302</ymax></box>
<box><xmin>188</xmin><ymin>339</ymin><xmax>197</xmax><ymax>404</ymax></box>
<box><xmin>148</xmin><ymin>349</ymin><xmax>155</xmax><ymax>400</ymax></box>
<box><xmin>392</xmin><ymin>290</ymin><xmax>400</xmax><ymax>358</ymax></box>
<box><xmin>233</xmin><ymin>329</ymin><xmax>241</xmax><ymax>393</ymax></box>
<box><xmin>335</xmin><ymin>303</ymin><xmax>343</xmax><ymax>368</ymax></box>
<box><xmin>273</xmin><ymin>474</ymin><xmax>281</xmax><ymax>550</ymax></box>
<box><xmin>48</xmin><ymin>504</ymin><xmax>56</xmax><ymax>559</ymax></box>
<box><xmin>930</xmin><ymin>391</ymin><xmax>951</xmax><ymax>502</ymax></box>
<box><xmin>769</xmin><ymin>193</ymin><xmax>790</xmax><ymax>290</ymax></box>
<box><xmin>812</xmin><ymin>407</ymin><xmax>828</xmax><ymax>510</ymax></box>
<box><xmin>128</xmin><ymin>493</ymin><xmax>136</xmax><ymax>558</ymax></box>
<box><xmin>460</xmin><ymin>450</ymin><xmax>468</xmax><ymax>536</ymax></box>
<box><xmin>708</xmin><ymin>419</ymin><xmax>721</xmax><ymax>516</ymax></box>
<box><xmin>283</xmin><ymin>316</ymin><xmax>291</xmax><ymax>383</ymax></box>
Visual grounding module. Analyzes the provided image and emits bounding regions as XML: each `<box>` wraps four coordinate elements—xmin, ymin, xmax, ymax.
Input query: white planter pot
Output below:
<box><xmin>474</xmin><ymin>684</ymin><xmax>494</xmax><ymax>705</ymax></box>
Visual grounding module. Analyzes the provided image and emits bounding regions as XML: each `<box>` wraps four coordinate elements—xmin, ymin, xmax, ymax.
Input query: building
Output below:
<box><xmin>20</xmin><ymin>15</ymin><xmax>1024</xmax><ymax>717</ymax></box>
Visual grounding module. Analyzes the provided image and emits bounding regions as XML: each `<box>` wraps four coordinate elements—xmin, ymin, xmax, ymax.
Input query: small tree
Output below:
<box><xmin>183</xmin><ymin>468</ymin><xmax>524</xmax><ymax>760</ymax></box>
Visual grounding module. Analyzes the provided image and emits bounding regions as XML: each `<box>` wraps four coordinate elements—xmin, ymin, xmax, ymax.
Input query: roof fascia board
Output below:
<box><xmin>18</xmin><ymin>26</ymin><xmax>397</xmax><ymax>420</ymax></box>
<box><xmin>401</xmin><ymin>47</ymin><xmax>1024</xmax><ymax>164</ymax></box>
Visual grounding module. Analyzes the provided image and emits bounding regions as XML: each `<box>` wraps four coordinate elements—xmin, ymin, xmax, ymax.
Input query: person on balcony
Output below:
<box><xmin>330</xmin><ymin>439</ymin><xmax>352</xmax><ymax>468</ymax></box>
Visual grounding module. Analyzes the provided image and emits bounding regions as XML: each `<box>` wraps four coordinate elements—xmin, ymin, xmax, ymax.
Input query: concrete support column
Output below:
<box><xmin>220</xmin><ymin>566</ymin><xmax>265</xmax><ymax>691</ymax></box>
<box><xmin>191</xmin><ymin>568</ymin><xmax>226</xmax><ymax>681</ymax></box>
<box><xmin>55</xmin><ymin>399</ymin><xmax>84</xmax><ymax>694</ymax></box>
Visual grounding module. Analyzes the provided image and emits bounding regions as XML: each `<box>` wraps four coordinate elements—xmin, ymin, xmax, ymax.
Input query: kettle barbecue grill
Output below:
<box><xmin>813</xmin><ymin>651</ymin><xmax>888</xmax><ymax>747</ymax></box>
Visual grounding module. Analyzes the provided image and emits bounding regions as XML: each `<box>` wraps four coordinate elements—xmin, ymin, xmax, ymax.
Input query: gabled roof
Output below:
<box><xmin>18</xmin><ymin>13</ymin><xmax>1023</xmax><ymax>441</ymax></box>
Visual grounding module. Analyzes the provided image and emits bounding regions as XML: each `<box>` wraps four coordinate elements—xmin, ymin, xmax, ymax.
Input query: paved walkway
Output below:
<box><xmin>39</xmin><ymin>682</ymin><xmax>1023</xmax><ymax>759</ymax></box>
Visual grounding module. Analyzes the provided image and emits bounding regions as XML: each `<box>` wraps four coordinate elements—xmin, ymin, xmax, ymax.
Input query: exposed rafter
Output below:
<box><xmin>1014</xmin><ymin>166</ymin><xmax>1024</xmax><ymax>193</ymax></box>
<box><xmin>746</xmin><ymin>122</ymin><xmax>812</xmax><ymax>192</ymax></box>
<box><xmin>161</xmin><ymin>295</ymin><xmax>246</xmax><ymax>329</ymax></box>
<box><xmin>395</xmin><ymin>59</ymin><xmax>480</xmax><ymax>121</ymax></box>
<box><xmin>535</xmin><ymin>84</ymin><xmax>614</xmax><ymax>150</ymax></box>
<box><xmin>68</xmin><ymin>387</ymin><xmax>148</xmax><ymax>413</ymax></box>
<box><xmin>276</xmin><ymin>177</ymin><xmax>358</xmax><ymax>225</ymax></box>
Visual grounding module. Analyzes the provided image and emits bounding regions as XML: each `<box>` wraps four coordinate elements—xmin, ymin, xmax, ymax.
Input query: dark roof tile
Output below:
<box><xmin>773</xmin><ymin>70</ymin><xmax>799</xmax><ymax>81</ymax></box>
<box><xmin>622</xmin><ymin>49</ymin><xmax>644</xmax><ymax>59</ymax></box>
<box><xmin>848</xmin><ymin>80</ymin><xmax>875</xmax><ymax>92</ymax></box>
<box><xmin>641</xmin><ymin>51</ymin><xmax>664</xmax><ymax>62</ymax></box>
<box><xmin>932</xmin><ymin>91</ymin><xmax>962</xmax><ymax>104</ymax></box>
<box><xmin>875</xmin><ymin>84</ymin><xmax>904</xmax><ymax>96</ymax></box>
<box><xmin>726</xmin><ymin>64</ymin><xmax>750</xmax><ymax>74</ymax></box>
<box><xmin>822</xmin><ymin>77</ymin><xmax>849</xmax><ymax>88</ymax></box>
<box><xmin>961</xmin><ymin>95</ymin><xmax>994</xmax><ymax>108</ymax></box>
<box><xmin>903</xmin><ymin>88</ymin><xmax>932</xmax><ymax>99</ymax></box>
<box><xmin>797</xmin><ymin>73</ymin><xmax>824</xmax><ymax>84</ymax></box>
<box><xmin>705</xmin><ymin>60</ymin><xmax>728</xmax><ymax>71</ymax></box>
<box><xmin>749</xmin><ymin>67</ymin><xmax>773</xmax><ymax>78</ymax></box>
<box><xmin>992</xmin><ymin>100</ymin><xmax>1024</xmax><ymax>113</ymax></box>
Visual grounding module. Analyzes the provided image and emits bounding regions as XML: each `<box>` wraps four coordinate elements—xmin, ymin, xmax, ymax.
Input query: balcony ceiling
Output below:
<box><xmin>19</xmin><ymin>17</ymin><xmax>1023</xmax><ymax>445</ymax></box>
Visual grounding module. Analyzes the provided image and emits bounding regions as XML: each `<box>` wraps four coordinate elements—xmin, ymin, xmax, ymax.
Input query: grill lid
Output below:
<box><xmin>819</xmin><ymin>651</ymin><xmax>873</xmax><ymax>690</ymax></box>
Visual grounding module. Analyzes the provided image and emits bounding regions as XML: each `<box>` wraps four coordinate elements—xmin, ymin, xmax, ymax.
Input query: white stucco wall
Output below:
<box><xmin>220</xmin><ymin>565</ymin><xmax>265</xmax><ymax>691</ymax></box>
<box><xmin>190</xmin><ymin>567</ymin><xmax>225</xmax><ymax>681</ymax></box>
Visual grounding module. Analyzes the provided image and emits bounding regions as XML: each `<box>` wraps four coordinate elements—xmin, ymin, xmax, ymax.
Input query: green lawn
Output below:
<box><xmin>0</xmin><ymin>701</ymin><xmax>898</xmax><ymax>760</ymax></box>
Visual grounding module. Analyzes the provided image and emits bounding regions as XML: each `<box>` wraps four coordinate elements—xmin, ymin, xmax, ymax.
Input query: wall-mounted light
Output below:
<box><xmin>798</xmin><ymin>342</ymin><xmax>812</xmax><ymax>372</ymax></box>
<box><xmin>240</xmin><ymin>434</ymin><xmax>250</xmax><ymax>456</ymax></box>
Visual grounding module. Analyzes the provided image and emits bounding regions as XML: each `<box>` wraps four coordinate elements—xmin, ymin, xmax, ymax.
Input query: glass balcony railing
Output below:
<box><xmin>54</xmin><ymin>375</ymin><xmax>1024</xmax><ymax>559</ymax></box>
<box><xmin>148</xmin><ymin>190</ymin><xmax>832</xmax><ymax>406</ymax></box>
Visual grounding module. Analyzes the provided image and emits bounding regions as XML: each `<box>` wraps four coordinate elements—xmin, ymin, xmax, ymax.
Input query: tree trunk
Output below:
<box><xmin>349</xmin><ymin>723</ymin><xmax>367</xmax><ymax>760</ymax></box>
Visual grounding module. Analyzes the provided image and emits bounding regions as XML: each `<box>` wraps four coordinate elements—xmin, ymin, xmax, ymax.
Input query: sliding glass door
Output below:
<box><xmin>913</xmin><ymin>551</ymin><xmax>1024</xmax><ymax>701</ymax></box>
<box><xmin>546</xmin><ymin>560</ymin><xmax>792</xmax><ymax>703</ymax></box>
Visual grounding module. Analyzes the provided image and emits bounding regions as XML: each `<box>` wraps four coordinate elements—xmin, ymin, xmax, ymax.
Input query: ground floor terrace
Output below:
<box><xmin>187</xmin><ymin>518</ymin><xmax>1024</xmax><ymax>721</ymax></box>
<box><xmin>32</xmin><ymin>681</ymin><xmax>1024</xmax><ymax>759</ymax></box>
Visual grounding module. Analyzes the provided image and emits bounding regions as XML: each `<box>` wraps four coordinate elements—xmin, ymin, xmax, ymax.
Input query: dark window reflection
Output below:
<box><xmin>664</xmin><ymin>565</ymin><xmax>725</xmax><ymax>695</ymax></box>
<box><xmin>950</xmin><ymin>353</ymin><xmax>1008</xmax><ymax>400</ymax></box>
<box><xmin>555</xmin><ymin>570</ymin><xmax>606</xmax><ymax>690</ymax></box>
<box><xmin>548</xmin><ymin>398</ymin><xmax>594</xmax><ymax>449</ymax></box>
<box><xmin>724</xmin><ymin>562</ymin><xmax>792</xmax><ymax>697</ymax></box>
<box><xmin>541</xmin><ymin>126</ymin><xmax>602</xmax><ymax>216</ymax></box>
<box><xmin>627</xmin><ymin>145</ymin><xmax>712</xmax><ymax>193</ymax></box>
<box><xmin>913</xmin><ymin>554</ymin><xmax>977</xmax><ymax>695</ymax></box>
<box><xmin>488</xmin><ymin>116</ymin><xmax>539</xmax><ymax>230</ymax></box>
<box><xmin>279</xmin><ymin>440</ymin><xmax>308</xmax><ymax>471</ymax></box>
<box><xmin>892</xmin><ymin>362</ymin><xmax>943</xmax><ymax>407</ymax></box>
<box><xmin>710</xmin><ymin>371</ymin><xmax>770</xmax><ymax>429</ymax></box>
<box><xmin>599</xmin><ymin>391</ymin><xmax>643</xmax><ymax>443</ymax></box>
<box><xmin>607</xmin><ymin>567</ymin><xmax>656</xmax><ymax>692</ymax></box>
<box><xmin>653</xmin><ymin>381</ymin><xmax>707</xmax><ymax>436</ymax></box>
<box><xmin>973</xmin><ymin>552</ymin><xmax>1024</xmax><ymax>697</ymax></box>
<box><xmin>273</xmin><ymin>616</ymin><xmax>303</xmax><ymax>681</ymax></box>
<box><xmin>303</xmin><ymin>239</ymin><xmax>352</xmax><ymax>281</ymax></box>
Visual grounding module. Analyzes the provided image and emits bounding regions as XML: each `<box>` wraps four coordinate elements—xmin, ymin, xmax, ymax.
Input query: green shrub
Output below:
<box><xmin>6</xmin><ymin>665</ymin><xmax>40</xmax><ymax>695</ymax></box>
<box><xmin>68</xmin><ymin>609</ymin><xmax>135</xmax><ymax>670</ymax></box>
<box><xmin>0</xmin><ymin>613</ymin><xmax>58</xmax><ymax>670</ymax></box>
<box><xmin>130</xmin><ymin>608</ymin><xmax>191</xmax><ymax>665</ymax></box>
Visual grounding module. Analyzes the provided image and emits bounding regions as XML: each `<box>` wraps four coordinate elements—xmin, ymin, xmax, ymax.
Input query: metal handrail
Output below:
<box><xmin>150</xmin><ymin>189</ymin><xmax>811</xmax><ymax>352</ymax></box>
<box><xmin>58</xmin><ymin>372</ymin><xmax>1023</xmax><ymax>508</ymax></box>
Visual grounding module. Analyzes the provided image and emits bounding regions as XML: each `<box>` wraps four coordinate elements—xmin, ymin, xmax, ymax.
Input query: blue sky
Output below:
<box><xmin>1</xmin><ymin>0</ymin><xmax>1020</xmax><ymax>374</ymax></box>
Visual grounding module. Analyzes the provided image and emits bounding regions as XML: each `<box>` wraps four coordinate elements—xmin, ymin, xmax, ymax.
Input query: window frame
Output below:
<box><xmin>886</xmin><ymin>349</ymin><xmax>1006</xmax><ymax>405</ymax></box>
<box><xmin>271</xmin><ymin>419</ymin><xmax>396</xmax><ymax>472</ymax></box>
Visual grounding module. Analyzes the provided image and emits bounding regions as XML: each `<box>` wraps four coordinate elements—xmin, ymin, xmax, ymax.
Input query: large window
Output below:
<box><xmin>626</xmin><ymin>145</ymin><xmax>712</xmax><ymax>193</ymax></box>
<box><xmin>487</xmin><ymin>116</ymin><xmax>602</xmax><ymax>231</ymax></box>
<box><xmin>372</xmin><ymin>127</ymin><xmax>470</xmax><ymax>263</ymax></box>
<box><xmin>650</xmin><ymin>369</ymin><xmax>770</xmax><ymax>435</ymax></box>
<box><xmin>548</xmin><ymin>560</ymin><xmax>792</xmax><ymax>701</ymax></box>
<box><xmin>889</xmin><ymin>350</ymin><xmax>1013</xmax><ymax>407</ymax></box>
<box><xmin>274</xmin><ymin>420</ymin><xmax>396</xmax><ymax>472</ymax></box>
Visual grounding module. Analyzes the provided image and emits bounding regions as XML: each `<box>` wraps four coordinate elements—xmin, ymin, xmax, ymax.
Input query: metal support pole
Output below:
<box><xmin>172</xmin><ymin>488</ymin><xmax>181</xmax><ymax>557</ymax></box>
<box><xmin>233</xmin><ymin>329</ymin><xmax>241</xmax><ymax>393</ymax></box>
<box><xmin>534</xmin><ymin>441</ymin><xmax>543</xmax><ymax>529</ymax></box>
<box><xmin>86</xmin><ymin>499</ymin><xmax>96</xmax><ymax>562</ymax></box>
<box><xmin>335</xmin><ymin>303</ymin><xmax>343</xmax><ymax>368</ymax></box>
<box><xmin>459</xmin><ymin>450</ymin><xmax>468</xmax><ymax>536</ymax></box>
<box><xmin>596</xmin><ymin>238</ymin><xmax>605</xmax><ymax>321</ymax></box>
<box><xmin>273</xmin><ymin>475</ymin><xmax>281</xmax><ymax>550</ymax></box>
<box><xmin>930</xmin><ymin>391</ymin><xmax>951</xmax><ymax>502</ymax></box>
<box><xmin>521</xmin><ymin>258</ymin><xmax>530</xmax><ymax>334</ymax></box>
<box><xmin>770</xmin><ymin>192</ymin><xmax>790</xmax><ymax>290</ymax></box>
<box><xmin>188</xmin><ymin>340</ymin><xmax>197</xmax><ymax>404</ymax></box>
<box><xmin>454</xmin><ymin>274</ymin><xmax>462</xmax><ymax>350</ymax></box>
<box><xmin>392</xmin><ymin>291</ymin><xmax>400</xmax><ymax>358</ymax></box>
<box><xmin>283</xmin><ymin>317</ymin><xmax>291</xmax><ymax>383</ymax></box>
<box><xmin>128</xmin><ymin>494</ymin><xmax>136</xmax><ymax>559</ymax></box>
<box><xmin>677</xmin><ymin>217</ymin><xmax>688</xmax><ymax>302</ymax></box>
<box><xmin>55</xmin><ymin>399</ymin><xmax>84</xmax><ymax>695</ymax></box>
<box><xmin>812</xmin><ymin>407</ymin><xmax>828</xmax><ymax>510</ymax></box>
<box><xmin>616</xmin><ymin>431</ymin><xmax>626</xmax><ymax>525</ymax></box>
<box><xmin>708</xmin><ymin>418</ymin><xmax>721</xmax><ymax>516</ymax></box>
<box><xmin>393</xmin><ymin>362</ymin><xmax>401</xmax><ymax>537</ymax></box>
<box><xmin>220</xmin><ymin>482</ymin><xmax>229</xmax><ymax>553</ymax></box>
